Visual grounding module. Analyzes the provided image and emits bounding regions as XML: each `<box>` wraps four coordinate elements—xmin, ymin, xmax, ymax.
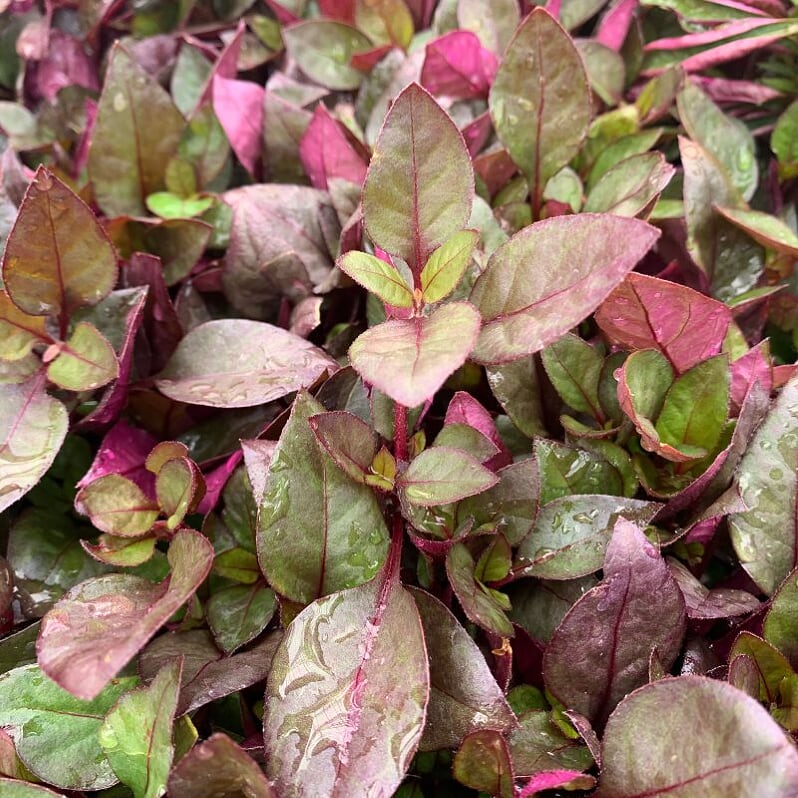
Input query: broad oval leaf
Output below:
<box><xmin>544</xmin><ymin>520</ymin><xmax>686</xmax><ymax>727</ymax></box>
<box><xmin>206</xmin><ymin>583</ymin><xmax>277</xmax><ymax>655</ymax></box>
<box><xmin>37</xmin><ymin>529</ymin><xmax>214</xmax><ymax>700</ymax></box>
<box><xmin>489</xmin><ymin>8</ymin><xmax>591</xmax><ymax>215</ymax></box>
<box><xmin>399</xmin><ymin>447</ymin><xmax>498</xmax><ymax>507</ymax></box>
<box><xmin>0</xmin><ymin>290</ymin><xmax>48</xmax><ymax>360</ymax></box>
<box><xmin>714</xmin><ymin>205</ymin><xmax>798</xmax><ymax>259</ymax></box>
<box><xmin>349</xmin><ymin>301</ymin><xmax>481</xmax><ymax>408</ymax></box>
<box><xmin>764</xmin><ymin>570</ymin><xmax>798</xmax><ymax>670</ymax></box>
<box><xmin>338</xmin><ymin>251</ymin><xmax>414</xmax><ymax>308</ymax></box>
<box><xmin>0</xmin><ymin>780</ymin><xmax>67</xmax><ymax>798</ymax></box>
<box><xmin>452</xmin><ymin>729</ymin><xmax>514</xmax><ymax>798</ymax></box>
<box><xmin>2</xmin><ymin>167</ymin><xmax>117</xmax><ymax>317</ymax></box>
<box><xmin>263</xmin><ymin>571</ymin><xmax>429</xmax><ymax>797</ymax></box>
<box><xmin>470</xmin><ymin>214</ymin><xmax>660</xmax><ymax>364</ymax></box>
<box><xmin>89</xmin><ymin>44</ymin><xmax>185</xmax><ymax>217</ymax></box>
<box><xmin>595</xmin><ymin>272</ymin><xmax>732</xmax><ymax>373</ymax></box>
<box><xmin>730</xmin><ymin>375</ymin><xmax>798</xmax><ymax>595</ymax></box>
<box><xmin>596</xmin><ymin>676</ymin><xmax>798</xmax><ymax>797</ymax></box>
<box><xmin>76</xmin><ymin>474</ymin><xmax>159</xmax><ymax>537</ymax></box>
<box><xmin>46</xmin><ymin>321</ymin><xmax>118</xmax><ymax>392</ymax></box>
<box><xmin>410</xmin><ymin>588</ymin><xmax>517</xmax><ymax>751</ymax></box>
<box><xmin>362</xmin><ymin>83</ymin><xmax>473</xmax><ymax>267</ymax></box>
<box><xmin>156</xmin><ymin>319</ymin><xmax>339</xmax><ymax>408</ymax></box>
<box><xmin>516</xmin><ymin>495</ymin><xmax>660</xmax><ymax>580</ymax></box>
<box><xmin>257</xmin><ymin>392</ymin><xmax>389</xmax><ymax>604</ymax></box>
<box><xmin>0</xmin><ymin>664</ymin><xmax>138</xmax><ymax>791</ymax></box>
<box><xmin>0</xmin><ymin>378</ymin><xmax>68</xmax><ymax>514</ymax></box>
<box><xmin>308</xmin><ymin>410</ymin><xmax>380</xmax><ymax>484</ymax></box>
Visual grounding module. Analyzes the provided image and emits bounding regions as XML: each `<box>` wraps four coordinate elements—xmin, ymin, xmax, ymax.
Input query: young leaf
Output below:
<box><xmin>410</xmin><ymin>588</ymin><xmax>516</xmax><ymax>751</ymax></box>
<box><xmin>470</xmin><ymin>214</ymin><xmax>660</xmax><ymax>364</ymax></box>
<box><xmin>349</xmin><ymin>301</ymin><xmax>481</xmax><ymax>408</ymax></box>
<box><xmin>263</xmin><ymin>569</ymin><xmax>429</xmax><ymax>796</ymax></box>
<box><xmin>37</xmin><ymin>529</ymin><xmax>214</xmax><ymax>700</ymax></box>
<box><xmin>399</xmin><ymin>446</ymin><xmax>498</xmax><ymax>506</ymax></box>
<box><xmin>89</xmin><ymin>45</ymin><xmax>185</xmax><ymax>217</ymax></box>
<box><xmin>206</xmin><ymin>583</ymin><xmax>277</xmax><ymax>655</ymax></box>
<box><xmin>597</xmin><ymin>677</ymin><xmax>798</xmax><ymax>797</ymax></box>
<box><xmin>156</xmin><ymin>319</ymin><xmax>338</xmax><ymax>408</ymax></box>
<box><xmin>452</xmin><ymin>729</ymin><xmax>514</xmax><ymax>798</ymax></box>
<box><xmin>308</xmin><ymin>410</ymin><xmax>380</xmax><ymax>484</ymax></box>
<box><xmin>99</xmin><ymin>661</ymin><xmax>181</xmax><ymax>798</ymax></box>
<box><xmin>544</xmin><ymin>519</ymin><xmax>686</xmax><ymax>727</ymax></box>
<box><xmin>167</xmin><ymin>733</ymin><xmax>275</xmax><ymax>798</ymax></box>
<box><xmin>257</xmin><ymin>392</ymin><xmax>389</xmax><ymax>604</ymax></box>
<box><xmin>420</xmin><ymin>229</ymin><xmax>478</xmax><ymax>304</ymax></box>
<box><xmin>46</xmin><ymin>322</ymin><xmax>118</xmax><ymax>392</ymax></box>
<box><xmin>0</xmin><ymin>664</ymin><xmax>138</xmax><ymax>791</ymax></box>
<box><xmin>0</xmin><ymin>378</ymin><xmax>68</xmax><ymax>514</ymax></box>
<box><xmin>509</xmin><ymin>710</ymin><xmax>594</xmax><ymax>776</ymax></box>
<box><xmin>2</xmin><ymin>167</ymin><xmax>117</xmax><ymax>318</ymax></box>
<box><xmin>730</xmin><ymin>375</ymin><xmax>798</xmax><ymax>595</ymax></box>
<box><xmin>338</xmin><ymin>251</ymin><xmax>415</xmax><ymax>308</ymax></box>
<box><xmin>76</xmin><ymin>474</ymin><xmax>159</xmax><ymax>537</ymax></box>
<box><xmin>362</xmin><ymin>83</ymin><xmax>473</xmax><ymax>268</ymax></box>
<box><xmin>541</xmin><ymin>334</ymin><xmax>605</xmax><ymax>421</ymax></box>
<box><xmin>595</xmin><ymin>272</ymin><xmax>732</xmax><ymax>373</ymax></box>
<box><xmin>0</xmin><ymin>290</ymin><xmax>49</xmax><ymax>360</ymax></box>
<box><xmin>714</xmin><ymin>206</ymin><xmax>798</xmax><ymax>259</ymax></box>
<box><xmin>488</xmin><ymin>8</ymin><xmax>591</xmax><ymax>216</ymax></box>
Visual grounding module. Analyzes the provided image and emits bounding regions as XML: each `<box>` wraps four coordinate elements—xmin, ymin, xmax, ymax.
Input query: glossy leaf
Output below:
<box><xmin>597</xmin><ymin>676</ymin><xmax>798</xmax><ymax>797</ymax></box>
<box><xmin>350</xmin><ymin>301</ymin><xmax>481</xmax><ymax>408</ymax></box>
<box><xmin>516</xmin><ymin>495</ymin><xmax>660</xmax><ymax>580</ymax></box>
<box><xmin>0</xmin><ymin>289</ymin><xmax>48</xmax><ymax>360</ymax></box>
<box><xmin>206</xmin><ymin>583</ymin><xmax>277</xmax><ymax>654</ymax></box>
<box><xmin>471</xmin><ymin>214</ymin><xmax>660</xmax><ymax>363</ymax></box>
<box><xmin>668</xmin><ymin>558</ymin><xmax>759</xmax><ymax>620</ymax></box>
<box><xmin>37</xmin><ymin>529</ymin><xmax>214</xmax><ymax>700</ymax></box>
<box><xmin>2</xmin><ymin>167</ymin><xmax>117</xmax><ymax>318</ymax></box>
<box><xmin>99</xmin><ymin>661</ymin><xmax>180</xmax><ymax>798</ymax></box>
<box><xmin>167</xmin><ymin>733</ymin><xmax>275</xmax><ymax>798</ymax></box>
<box><xmin>489</xmin><ymin>9</ymin><xmax>591</xmax><ymax>215</ymax></box>
<box><xmin>453</xmin><ymin>729</ymin><xmax>513</xmax><ymax>798</ymax></box>
<box><xmin>544</xmin><ymin>519</ymin><xmax>686</xmax><ymax>727</ymax></box>
<box><xmin>338</xmin><ymin>251</ymin><xmax>414</xmax><ymax>308</ymax></box>
<box><xmin>596</xmin><ymin>272</ymin><xmax>732</xmax><ymax>373</ymax></box>
<box><xmin>714</xmin><ymin>206</ymin><xmax>798</xmax><ymax>259</ymax></box>
<box><xmin>156</xmin><ymin>319</ymin><xmax>338</xmax><ymax>408</ymax></box>
<box><xmin>46</xmin><ymin>321</ymin><xmax>118</xmax><ymax>392</ymax></box>
<box><xmin>362</xmin><ymin>83</ymin><xmax>473</xmax><ymax>268</ymax></box>
<box><xmin>536</xmin><ymin>440</ymin><xmax>625</xmax><ymax>504</ymax></box>
<box><xmin>308</xmin><ymin>410</ymin><xmax>380</xmax><ymax>484</ymax></box>
<box><xmin>420</xmin><ymin>229</ymin><xmax>478</xmax><ymax>304</ymax></box>
<box><xmin>263</xmin><ymin>570</ymin><xmax>429</xmax><ymax>796</ymax></box>
<box><xmin>0</xmin><ymin>664</ymin><xmax>137</xmax><ymax>790</ymax></box>
<box><xmin>399</xmin><ymin>447</ymin><xmax>498</xmax><ymax>506</ymax></box>
<box><xmin>89</xmin><ymin>45</ymin><xmax>185</xmax><ymax>217</ymax></box>
<box><xmin>729</xmin><ymin>375</ymin><xmax>798</xmax><ymax>595</ymax></box>
<box><xmin>76</xmin><ymin>474</ymin><xmax>159</xmax><ymax>537</ymax></box>
<box><xmin>257</xmin><ymin>392</ymin><xmax>389</xmax><ymax>603</ymax></box>
<box><xmin>764</xmin><ymin>570</ymin><xmax>798</xmax><ymax>670</ymax></box>
<box><xmin>0</xmin><ymin>378</ymin><xmax>68</xmax><ymax>514</ymax></box>
<box><xmin>410</xmin><ymin>588</ymin><xmax>516</xmax><ymax>751</ymax></box>
<box><xmin>509</xmin><ymin>710</ymin><xmax>594</xmax><ymax>776</ymax></box>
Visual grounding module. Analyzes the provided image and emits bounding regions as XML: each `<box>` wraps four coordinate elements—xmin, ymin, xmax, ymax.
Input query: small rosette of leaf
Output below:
<box><xmin>419</xmin><ymin>229</ymin><xmax>479</xmax><ymax>305</ymax></box>
<box><xmin>75</xmin><ymin>474</ymin><xmax>159</xmax><ymax>538</ymax></box>
<box><xmin>337</xmin><ymin>251</ymin><xmax>414</xmax><ymax>309</ymax></box>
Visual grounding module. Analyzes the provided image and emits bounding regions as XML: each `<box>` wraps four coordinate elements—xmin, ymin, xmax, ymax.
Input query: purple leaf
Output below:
<box><xmin>452</xmin><ymin>729</ymin><xmax>513</xmax><ymax>797</ymax></box>
<box><xmin>212</xmin><ymin>75</ymin><xmax>265</xmax><ymax>177</ymax></box>
<box><xmin>730</xmin><ymin>342</ymin><xmax>772</xmax><ymax>416</ymax></box>
<box><xmin>595</xmin><ymin>272</ymin><xmax>732</xmax><ymax>373</ymax></box>
<box><xmin>263</xmin><ymin>564</ymin><xmax>429</xmax><ymax>796</ymax></box>
<box><xmin>509</xmin><ymin>709</ymin><xmax>594</xmax><ymax>776</ymax></box>
<box><xmin>299</xmin><ymin>105</ymin><xmax>369</xmax><ymax>190</ymax></box>
<box><xmin>470</xmin><ymin>214</ymin><xmax>660</xmax><ymax>364</ymax></box>
<box><xmin>597</xmin><ymin>676</ymin><xmax>798</xmax><ymax>796</ymax></box>
<box><xmin>445</xmin><ymin>391</ymin><xmax>511</xmax><ymax>469</ymax></box>
<box><xmin>668</xmin><ymin>558</ymin><xmax>760</xmax><ymax>619</ymax></box>
<box><xmin>421</xmin><ymin>31</ymin><xmax>498</xmax><ymax>100</ymax></box>
<box><xmin>349</xmin><ymin>301</ymin><xmax>481</xmax><ymax>408</ymax></box>
<box><xmin>544</xmin><ymin>519</ymin><xmax>686</xmax><ymax>727</ymax></box>
<box><xmin>37</xmin><ymin>529</ymin><xmax>214</xmax><ymax>700</ymax></box>
<box><xmin>308</xmin><ymin>410</ymin><xmax>380</xmax><ymax>483</ymax></box>
<box><xmin>29</xmin><ymin>29</ymin><xmax>99</xmax><ymax>103</ymax></box>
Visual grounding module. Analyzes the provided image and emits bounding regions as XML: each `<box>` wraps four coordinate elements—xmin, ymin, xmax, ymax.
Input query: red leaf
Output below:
<box><xmin>421</xmin><ymin>31</ymin><xmax>498</xmax><ymax>100</ymax></box>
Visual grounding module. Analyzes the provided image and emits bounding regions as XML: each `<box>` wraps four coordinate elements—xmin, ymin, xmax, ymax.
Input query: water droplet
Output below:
<box><xmin>113</xmin><ymin>92</ymin><xmax>127</xmax><ymax>112</ymax></box>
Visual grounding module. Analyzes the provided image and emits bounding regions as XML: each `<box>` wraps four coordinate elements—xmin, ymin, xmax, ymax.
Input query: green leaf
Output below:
<box><xmin>89</xmin><ymin>44</ymin><xmax>185</xmax><ymax>216</ymax></box>
<box><xmin>420</xmin><ymin>230</ymin><xmax>479</xmax><ymax>304</ymax></box>
<box><xmin>257</xmin><ymin>392</ymin><xmax>389</xmax><ymax>603</ymax></box>
<box><xmin>730</xmin><ymin>375</ymin><xmax>798</xmax><ymax>595</ymax></box>
<box><xmin>156</xmin><ymin>319</ymin><xmax>339</xmax><ymax>408</ymax></box>
<box><xmin>82</xmin><ymin>534</ymin><xmax>157</xmax><ymax>568</ymax></box>
<box><xmin>355</xmin><ymin>0</ymin><xmax>414</xmax><ymax>47</ymax></box>
<box><xmin>77</xmin><ymin>474</ymin><xmax>159</xmax><ymax>537</ymax></box>
<box><xmin>730</xmin><ymin>632</ymin><xmax>794</xmax><ymax>708</ymax></box>
<box><xmin>772</xmin><ymin>98</ymin><xmax>798</xmax><ymax>180</ymax></box>
<box><xmin>714</xmin><ymin>206</ymin><xmax>798</xmax><ymax>259</ymax></box>
<box><xmin>0</xmin><ymin>664</ymin><xmax>138</xmax><ymax>790</ymax></box>
<box><xmin>471</xmin><ymin>214</ymin><xmax>659</xmax><ymax>363</ymax></box>
<box><xmin>99</xmin><ymin>661</ymin><xmax>181</xmax><ymax>798</ymax></box>
<box><xmin>0</xmin><ymin>780</ymin><xmax>67</xmax><ymax>798</ymax></box>
<box><xmin>0</xmin><ymin>290</ymin><xmax>49</xmax><ymax>360</ymax></box>
<box><xmin>486</xmin><ymin>358</ymin><xmax>547</xmax><ymax>438</ymax></box>
<box><xmin>213</xmin><ymin>548</ymin><xmax>260</xmax><ymax>584</ymax></box>
<box><xmin>38</xmin><ymin>529</ymin><xmax>214</xmax><ymax>700</ymax></box>
<box><xmin>145</xmin><ymin>192</ymin><xmax>214</xmax><ymax>220</ymax></box>
<box><xmin>282</xmin><ymin>21</ymin><xmax>371</xmax><ymax>91</ymax></box>
<box><xmin>350</xmin><ymin>301</ymin><xmax>481</xmax><ymax>408</ymax></box>
<box><xmin>155</xmin><ymin>457</ymin><xmax>204</xmax><ymax>530</ymax></box>
<box><xmin>489</xmin><ymin>8</ymin><xmax>591</xmax><ymax>215</ymax></box>
<box><xmin>536</xmin><ymin>440</ymin><xmax>625</xmax><ymax>504</ymax></box>
<box><xmin>338</xmin><ymin>251</ymin><xmax>414</xmax><ymax>308</ymax></box>
<box><xmin>764</xmin><ymin>570</ymin><xmax>798</xmax><ymax>670</ymax></box>
<box><xmin>362</xmin><ymin>83</ymin><xmax>473</xmax><ymax>268</ymax></box>
<box><xmin>433</xmin><ymin>424</ymin><xmax>500</xmax><ymax>464</ymax></box>
<box><xmin>457</xmin><ymin>0</ymin><xmax>519</xmax><ymax>53</ymax></box>
<box><xmin>46</xmin><ymin>321</ymin><xmax>118</xmax><ymax>391</ymax></box>
<box><xmin>206</xmin><ymin>583</ymin><xmax>276</xmax><ymax>654</ymax></box>
<box><xmin>2</xmin><ymin>167</ymin><xmax>117</xmax><ymax>318</ymax></box>
<box><xmin>677</xmin><ymin>80</ymin><xmax>757</xmax><ymax>201</ymax></box>
<box><xmin>399</xmin><ymin>446</ymin><xmax>498</xmax><ymax>506</ymax></box>
<box><xmin>0</xmin><ymin>378</ymin><xmax>68</xmax><ymax>514</ymax></box>
<box><xmin>541</xmin><ymin>333</ymin><xmax>604</xmax><ymax>421</ymax></box>
<box><xmin>509</xmin><ymin>710</ymin><xmax>593</xmax><ymax>776</ymax></box>
<box><xmin>453</xmin><ymin>729</ymin><xmax>514</xmax><ymax>798</ymax></box>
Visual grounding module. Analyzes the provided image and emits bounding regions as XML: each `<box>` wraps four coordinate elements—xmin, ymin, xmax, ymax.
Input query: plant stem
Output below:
<box><xmin>394</xmin><ymin>401</ymin><xmax>408</xmax><ymax>461</ymax></box>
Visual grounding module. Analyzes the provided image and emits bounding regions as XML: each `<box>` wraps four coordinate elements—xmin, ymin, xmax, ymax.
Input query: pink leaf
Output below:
<box><xmin>693</xmin><ymin>75</ymin><xmax>782</xmax><ymax>105</ymax></box>
<box><xmin>445</xmin><ymin>391</ymin><xmax>511</xmax><ymax>469</ymax></box>
<box><xmin>596</xmin><ymin>0</ymin><xmax>638</xmax><ymax>52</ymax></box>
<box><xmin>212</xmin><ymin>75</ymin><xmax>264</xmax><ymax>177</ymax></box>
<box><xmin>461</xmin><ymin>111</ymin><xmax>492</xmax><ymax>157</ymax></box>
<box><xmin>30</xmin><ymin>30</ymin><xmax>99</xmax><ymax>103</ymax></box>
<box><xmin>350</xmin><ymin>44</ymin><xmax>394</xmax><ymax>71</ymax></box>
<box><xmin>517</xmin><ymin>770</ymin><xmax>596</xmax><ymax>797</ymax></box>
<box><xmin>421</xmin><ymin>31</ymin><xmax>498</xmax><ymax>100</ymax></box>
<box><xmin>731</xmin><ymin>342</ymin><xmax>772</xmax><ymax>416</ymax></box>
<box><xmin>196</xmin><ymin>21</ymin><xmax>245</xmax><ymax>109</ymax></box>
<box><xmin>197</xmin><ymin>450</ymin><xmax>244</xmax><ymax>514</ymax></box>
<box><xmin>298</xmin><ymin>105</ymin><xmax>369</xmax><ymax>190</ymax></box>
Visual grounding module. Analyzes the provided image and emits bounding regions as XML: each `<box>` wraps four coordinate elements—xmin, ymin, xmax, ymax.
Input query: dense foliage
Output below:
<box><xmin>1</xmin><ymin>0</ymin><xmax>798</xmax><ymax>796</ymax></box>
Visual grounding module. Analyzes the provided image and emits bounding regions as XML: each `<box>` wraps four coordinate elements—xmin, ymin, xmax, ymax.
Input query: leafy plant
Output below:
<box><xmin>1</xmin><ymin>0</ymin><xmax>798</xmax><ymax>796</ymax></box>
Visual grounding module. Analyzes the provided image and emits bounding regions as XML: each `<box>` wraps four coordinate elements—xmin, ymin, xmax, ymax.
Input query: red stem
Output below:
<box><xmin>394</xmin><ymin>402</ymin><xmax>408</xmax><ymax>461</ymax></box>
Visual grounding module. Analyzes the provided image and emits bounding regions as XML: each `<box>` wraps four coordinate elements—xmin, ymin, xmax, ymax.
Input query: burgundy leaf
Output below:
<box><xmin>29</xmin><ymin>30</ymin><xmax>99</xmax><ymax>103</ymax></box>
<box><xmin>668</xmin><ymin>558</ymin><xmax>760</xmax><ymax>619</ymax></box>
<box><xmin>212</xmin><ymin>75</ymin><xmax>265</xmax><ymax>177</ymax></box>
